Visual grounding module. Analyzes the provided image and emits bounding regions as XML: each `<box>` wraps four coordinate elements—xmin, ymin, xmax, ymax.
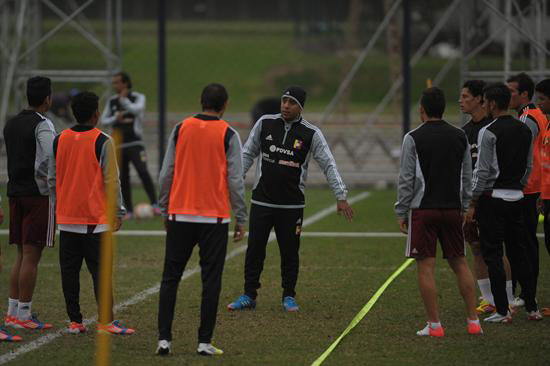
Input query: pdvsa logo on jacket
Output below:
<box><xmin>269</xmin><ymin>145</ymin><xmax>294</xmax><ymax>156</ymax></box>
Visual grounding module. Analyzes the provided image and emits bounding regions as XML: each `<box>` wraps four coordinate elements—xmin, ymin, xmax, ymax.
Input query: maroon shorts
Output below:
<box><xmin>9</xmin><ymin>196</ymin><xmax>55</xmax><ymax>247</ymax></box>
<box><xmin>406</xmin><ymin>208</ymin><xmax>465</xmax><ymax>259</ymax></box>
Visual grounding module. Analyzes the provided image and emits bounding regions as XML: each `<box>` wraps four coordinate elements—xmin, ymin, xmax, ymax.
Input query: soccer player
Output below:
<box><xmin>460</xmin><ymin>80</ymin><xmax>514</xmax><ymax>314</ymax></box>
<box><xmin>101</xmin><ymin>71</ymin><xmax>159</xmax><ymax>219</ymax></box>
<box><xmin>48</xmin><ymin>92</ymin><xmax>135</xmax><ymax>335</ymax></box>
<box><xmin>0</xmin><ymin>197</ymin><xmax>22</xmax><ymax>342</ymax></box>
<box><xmin>157</xmin><ymin>83</ymin><xmax>247</xmax><ymax>356</ymax></box>
<box><xmin>466</xmin><ymin>82</ymin><xmax>542</xmax><ymax>322</ymax></box>
<box><xmin>227</xmin><ymin>86</ymin><xmax>353</xmax><ymax>312</ymax></box>
<box><xmin>3</xmin><ymin>76</ymin><xmax>55</xmax><ymax>332</ymax></box>
<box><xmin>506</xmin><ymin>72</ymin><xmax>547</xmax><ymax>309</ymax></box>
<box><xmin>536</xmin><ymin>79</ymin><xmax>550</xmax><ymax>256</ymax></box>
<box><xmin>395</xmin><ymin>87</ymin><xmax>481</xmax><ymax>337</ymax></box>
<box><xmin>535</xmin><ymin>79</ymin><xmax>550</xmax><ymax>317</ymax></box>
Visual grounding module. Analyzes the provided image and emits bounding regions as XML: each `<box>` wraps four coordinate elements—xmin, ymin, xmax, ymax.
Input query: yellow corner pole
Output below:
<box><xmin>96</xmin><ymin>130</ymin><xmax>121</xmax><ymax>366</ymax></box>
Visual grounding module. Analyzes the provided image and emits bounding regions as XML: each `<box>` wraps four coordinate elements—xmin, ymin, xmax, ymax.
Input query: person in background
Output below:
<box><xmin>101</xmin><ymin>71</ymin><xmax>159</xmax><ymax>219</ymax></box>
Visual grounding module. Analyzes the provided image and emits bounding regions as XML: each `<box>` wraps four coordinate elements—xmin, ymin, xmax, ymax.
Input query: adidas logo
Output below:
<box><xmin>266</xmin><ymin>134</ymin><xmax>273</xmax><ymax>141</ymax></box>
<box><xmin>412</xmin><ymin>248</ymin><xmax>418</xmax><ymax>254</ymax></box>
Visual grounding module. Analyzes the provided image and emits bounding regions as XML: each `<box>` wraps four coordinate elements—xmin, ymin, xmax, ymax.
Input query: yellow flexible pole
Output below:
<box><xmin>96</xmin><ymin>130</ymin><xmax>121</xmax><ymax>366</ymax></box>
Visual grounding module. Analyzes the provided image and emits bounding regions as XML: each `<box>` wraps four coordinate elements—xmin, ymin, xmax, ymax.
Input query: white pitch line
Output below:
<box><xmin>0</xmin><ymin>192</ymin><xmax>370</xmax><ymax>364</ymax></box>
<box><xmin>4</xmin><ymin>230</ymin><xmax>548</xmax><ymax>239</ymax></box>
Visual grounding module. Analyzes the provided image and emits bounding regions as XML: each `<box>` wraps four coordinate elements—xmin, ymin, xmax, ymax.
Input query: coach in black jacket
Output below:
<box><xmin>227</xmin><ymin>86</ymin><xmax>353</xmax><ymax>312</ymax></box>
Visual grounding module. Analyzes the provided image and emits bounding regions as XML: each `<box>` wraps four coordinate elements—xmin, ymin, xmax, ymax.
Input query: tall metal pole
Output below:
<box><xmin>0</xmin><ymin>0</ymin><xmax>27</xmax><ymax>129</ymax></box>
<box><xmin>402</xmin><ymin>0</ymin><xmax>410</xmax><ymax>136</ymax></box>
<box><xmin>536</xmin><ymin>0</ymin><xmax>545</xmax><ymax>78</ymax></box>
<box><xmin>504</xmin><ymin>0</ymin><xmax>512</xmax><ymax>78</ymax></box>
<box><xmin>157</xmin><ymin>0</ymin><xmax>166</xmax><ymax>172</ymax></box>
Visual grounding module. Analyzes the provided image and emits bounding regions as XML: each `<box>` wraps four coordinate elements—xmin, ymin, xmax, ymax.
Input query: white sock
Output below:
<box><xmin>478</xmin><ymin>278</ymin><xmax>494</xmax><ymax>305</ymax></box>
<box><xmin>506</xmin><ymin>280</ymin><xmax>514</xmax><ymax>304</ymax></box>
<box><xmin>467</xmin><ymin>318</ymin><xmax>480</xmax><ymax>325</ymax></box>
<box><xmin>429</xmin><ymin>321</ymin><xmax>441</xmax><ymax>329</ymax></box>
<box><xmin>7</xmin><ymin>298</ymin><xmax>18</xmax><ymax>317</ymax></box>
<box><xmin>17</xmin><ymin>301</ymin><xmax>31</xmax><ymax>321</ymax></box>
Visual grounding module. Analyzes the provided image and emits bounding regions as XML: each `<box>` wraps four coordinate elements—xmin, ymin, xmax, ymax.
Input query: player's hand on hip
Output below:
<box><xmin>398</xmin><ymin>218</ymin><xmax>408</xmax><ymax>234</ymax></box>
<box><xmin>337</xmin><ymin>200</ymin><xmax>354</xmax><ymax>222</ymax></box>
<box><xmin>464</xmin><ymin>205</ymin><xmax>476</xmax><ymax>225</ymax></box>
<box><xmin>233</xmin><ymin>224</ymin><xmax>246</xmax><ymax>242</ymax></box>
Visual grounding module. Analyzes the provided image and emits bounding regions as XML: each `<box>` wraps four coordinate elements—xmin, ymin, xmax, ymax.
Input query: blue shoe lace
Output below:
<box><xmin>283</xmin><ymin>296</ymin><xmax>299</xmax><ymax>311</ymax></box>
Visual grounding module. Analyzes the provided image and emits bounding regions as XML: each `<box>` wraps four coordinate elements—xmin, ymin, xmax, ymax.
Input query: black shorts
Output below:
<box><xmin>9</xmin><ymin>196</ymin><xmax>55</xmax><ymax>247</ymax></box>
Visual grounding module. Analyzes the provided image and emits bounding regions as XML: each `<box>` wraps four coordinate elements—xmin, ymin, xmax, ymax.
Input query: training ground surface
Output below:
<box><xmin>0</xmin><ymin>188</ymin><xmax>549</xmax><ymax>365</ymax></box>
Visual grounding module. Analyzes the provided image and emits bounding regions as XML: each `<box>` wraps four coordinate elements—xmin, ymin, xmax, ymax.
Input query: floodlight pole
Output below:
<box><xmin>402</xmin><ymin>0</ymin><xmax>410</xmax><ymax>137</ymax></box>
<box><xmin>158</xmin><ymin>0</ymin><xmax>166</xmax><ymax>172</ymax></box>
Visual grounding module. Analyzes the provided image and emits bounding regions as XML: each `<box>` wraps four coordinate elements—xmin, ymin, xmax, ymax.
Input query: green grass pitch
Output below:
<box><xmin>0</xmin><ymin>188</ymin><xmax>549</xmax><ymax>365</ymax></box>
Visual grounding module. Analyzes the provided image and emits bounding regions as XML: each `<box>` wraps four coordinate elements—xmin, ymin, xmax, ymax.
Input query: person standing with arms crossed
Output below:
<box><xmin>156</xmin><ymin>83</ymin><xmax>247</xmax><ymax>356</ymax></box>
<box><xmin>3</xmin><ymin>77</ymin><xmax>56</xmax><ymax>334</ymax></box>
<box><xmin>227</xmin><ymin>86</ymin><xmax>353</xmax><ymax>313</ymax></box>
<box><xmin>395</xmin><ymin>87</ymin><xmax>481</xmax><ymax>337</ymax></box>
<box><xmin>48</xmin><ymin>91</ymin><xmax>135</xmax><ymax>335</ymax></box>
<box><xmin>101</xmin><ymin>71</ymin><xmax>159</xmax><ymax>218</ymax></box>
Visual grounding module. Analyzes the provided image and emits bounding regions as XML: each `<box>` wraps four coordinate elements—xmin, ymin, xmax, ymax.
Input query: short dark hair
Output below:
<box><xmin>200</xmin><ymin>83</ymin><xmax>228</xmax><ymax>112</ymax></box>
<box><xmin>462</xmin><ymin>79</ymin><xmax>486</xmax><ymax>99</ymax></box>
<box><xmin>420</xmin><ymin>87</ymin><xmax>445</xmax><ymax>118</ymax></box>
<box><xmin>71</xmin><ymin>92</ymin><xmax>99</xmax><ymax>124</ymax></box>
<box><xmin>483</xmin><ymin>83</ymin><xmax>511</xmax><ymax>110</ymax></box>
<box><xmin>507</xmin><ymin>72</ymin><xmax>535</xmax><ymax>100</ymax></box>
<box><xmin>535</xmin><ymin>79</ymin><xmax>550</xmax><ymax>98</ymax></box>
<box><xmin>27</xmin><ymin>76</ymin><xmax>52</xmax><ymax>107</ymax></box>
<box><xmin>115</xmin><ymin>71</ymin><xmax>132</xmax><ymax>89</ymax></box>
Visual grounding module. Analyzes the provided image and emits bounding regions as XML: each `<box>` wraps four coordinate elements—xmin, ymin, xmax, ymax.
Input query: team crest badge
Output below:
<box><xmin>293</xmin><ymin>139</ymin><xmax>303</xmax><ymax>149</ymax></box>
